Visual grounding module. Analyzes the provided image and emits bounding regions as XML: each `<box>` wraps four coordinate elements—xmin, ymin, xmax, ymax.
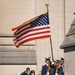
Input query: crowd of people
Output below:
<box><xmin>20</xmin><ymin>67</ymin><xmax>35</xmax><ymax>75</ymax></box>
<box><xmin>41</xmin><ymin>57</ymin><xmax>64</xmax><ymax>75</ymax></box>
<box><xmin>20</xmin><ymin>57</ymin><xmax>64</xmax><ymax>75</ymax></box>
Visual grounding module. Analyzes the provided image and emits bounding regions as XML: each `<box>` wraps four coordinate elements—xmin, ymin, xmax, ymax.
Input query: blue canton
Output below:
<box><xmin>30</xmin><ymin>13</ymin><xmax>49</xmax><ymax>28</ymax></box>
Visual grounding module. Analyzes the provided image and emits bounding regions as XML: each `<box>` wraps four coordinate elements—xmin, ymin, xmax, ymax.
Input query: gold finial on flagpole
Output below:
<box><xmin>45</xmin><ymin>3</ymin><xmax>49</xmax><ymax>12</ymax></box>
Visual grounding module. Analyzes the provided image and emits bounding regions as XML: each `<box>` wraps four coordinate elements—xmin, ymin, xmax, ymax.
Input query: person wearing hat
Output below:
<box><xmin>50</xmin><ymin>60</ymin><xmax>58</xmax><ymax>75</ymax></box>
<box><xmin>55</xmin><ymin>60</ymin><xmax>61</xmax><ymax>75</ymax></box>
<box><xmin>60</xmin><ymin>58</ymin><xmax>64</xmax><ymax>67</ymax></box>
<box><xmin>41</xmin><ymin>57</ymin><xmax>51</xmax><ymax>75</ymax></box>
<box><xmin>58</xmin><ymin>58</ymin><xmax>64</xmax><ymax>75</ymax></box>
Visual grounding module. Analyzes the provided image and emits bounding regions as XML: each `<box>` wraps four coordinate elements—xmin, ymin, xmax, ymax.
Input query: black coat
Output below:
<box><xmin>50</xmin><ymin>65</ymin><xmax>56</xmax><ymax>75</ymax></box>
<box><xmin>41</xmin><ymin>64</ymin><xmax>55</xmax><ymax>75</ymax></box>
<box><xmin>41</xmin><ymin>64</ymin><xmax>48</xmax><ymax>75</ymax></box>
<box><xmin>58</xmin><ymin>66</ymin><xmax>64</xmax><ymax>75</ymax></box>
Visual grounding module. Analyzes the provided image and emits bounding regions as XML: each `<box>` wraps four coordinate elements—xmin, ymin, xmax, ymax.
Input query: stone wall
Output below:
<box><xmin>64</xmin><ymin>47</ymin><xmax>75</xmax><ymax>75</ymax></box>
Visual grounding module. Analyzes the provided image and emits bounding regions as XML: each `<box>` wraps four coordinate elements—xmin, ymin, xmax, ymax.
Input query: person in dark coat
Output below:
<box><xmin>58</xmin><ymin>66</ymin><xmax>64</xmax><ymax>75</ymax></box>
<box><xmin>41</xmin><ymin>57</ymin><xmax>51</xmax><ymax>75</ymax></box>
<box><xmin>20</xmin><ymin>67</ymin><xmax>31</xmax><ymax>75</ymax></box>
<box><xmin>50</xmin><ymin>60</ymin><xmax>58</xmax><ymax>75</ymax></box>
<box><xmin>58</xmin><ymin>58</ymin><xmax>64</xmax><ymax>75</ymax></box>
<box><xmin>54</xmin><ymin>60</ymin><xmax>60</xmax><ymax>75</ymax></box>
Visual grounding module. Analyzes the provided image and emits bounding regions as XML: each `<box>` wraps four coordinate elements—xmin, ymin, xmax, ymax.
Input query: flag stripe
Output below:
<box><xmin>16</xmin><ymin>31</ymin><xmax>50</xmax><ymax>41</ymax></box>
<box><xmin>14</xmin><ymin>26</ymin><xmax>30</xmax><ymax>37</ymax></box>
<box><xmin>12</xmin><ymin>17</ymin><xmax>35</xmax><ymax>31</ymax></box>
<box><xmin>16</xmin><ymin>35</ymin><xmax>51</xmax><ymax>47</ymax></box>
<box><xmin>16</xmin><ymin>24</ymin><xmax>50</xmax><ymax>35</ymax></box>
<box><xmin>15</xmin><ymin>24</ymin><xmax>30</xmax><ymax>34</ymax></box>
<box><xmin>16</xmin><ymin>33</ymin><xmax>50</xmax><ymax>45</ymax></box>
<box><xmin>14</xmin><ymin>30</ymin><xmax>51</xmax><ymax>45</ymax></box>
<box><xmin>15</xmin><ymin>25</ymin><xmax>50</xmax><ymax>38</ymax></box>
<box><xmin>17</xmin><ymin>28</ymin><xmax>50</xmax><ymax>40</ymax></box>
<box><xmin>18</xmin><ymin>33</ymin><xmax>50</xmax><ymax>42</ymax></box>
<box><xmin>15</xmin><ymin>25</ymin><xmax>50</xmax><ymax>36</ymax></box>
<box><xmin>15</xmin><ymin>32</ymin><xmax>50</xmax><ymax>44</ymax></box>
<box><xmin>16</xmin><ymin>29</ymin><xmax>50</xmax><ymax>41</ymax></box>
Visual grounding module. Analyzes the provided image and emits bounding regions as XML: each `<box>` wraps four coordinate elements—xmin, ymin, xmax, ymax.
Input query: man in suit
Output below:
<box><xmin>54</xmin><ymin>60</ymin><xmax>61</xmax><ymax>75</ymax></box>
<box><xmin>41</xmin><ymin>57</ymin><xmax>51</xmax><ymax>75</ymax></box>
<box><xmin>20</xmin><ymin>67</ymin><xmax>31</xmax><ymax>75</ymax></box>
<box><xmin>58</xmin><ymin>58</ymin><xmax>64</xmax><ymax>75</ymax></box>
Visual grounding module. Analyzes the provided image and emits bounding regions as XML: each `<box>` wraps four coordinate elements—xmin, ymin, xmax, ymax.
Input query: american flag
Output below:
<box><xmin>12</xmin><ymin>12</ymin><xmax>51</xmax><ymax>47</ymax></box>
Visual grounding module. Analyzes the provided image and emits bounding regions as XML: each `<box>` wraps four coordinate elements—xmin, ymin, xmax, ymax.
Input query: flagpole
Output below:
<box><xmin>45</xmin><ymin>3</ymin><xmax>54</xmax><ymax>61</ymax></box>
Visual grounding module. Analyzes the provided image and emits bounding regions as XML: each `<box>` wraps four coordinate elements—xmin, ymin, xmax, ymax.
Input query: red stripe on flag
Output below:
<box><xmin>12</xmin><ymin>26</ymin><xmax>20</xmax><ymax>31</ymax></box>
<box><xmin>12</xmin><ymin>18</ymin><xmax>34</xmax><ymax>31</ymax></box>
<box><xmin>15</xmin><ymin>24</ymin><xmax>30</xmax><ymax>34</ymax></box>
<box><xmin>16</xmin><ymin>25</ymin><xmax>50</xmax><ymax>34</ymax></box>
<box><xmin>16</xmin><ymin>35</ymin><xmax>51</xmax><ymax>47</ymax></box>
<box><xmin>17</xmin><ymin>31</ymin><xmax>50</xmax><ymax>41</ymax></box>
<box><xmin>15</xmin><ymin>26</ymin><xmax>50</xmax><ymax>38</ymax></box>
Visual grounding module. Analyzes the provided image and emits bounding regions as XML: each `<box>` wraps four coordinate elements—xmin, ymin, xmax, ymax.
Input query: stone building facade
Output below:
<box><xmin>60</xmin><ymin>19</ymin><xmax>75</xmax><ymax>75</ymax></box>
<box><xmin>0</xmin><ymin>0</ymin><xmax>75</xmax><ymax>75</ymax></box>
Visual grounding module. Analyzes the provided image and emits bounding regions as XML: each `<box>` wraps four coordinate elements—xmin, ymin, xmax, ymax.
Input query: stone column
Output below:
<box><xmin>35</xmin><ymin>0</ymin><xmax>64</xmax><ymax>74</ymax></box>
<box><xmin>60</xmin><ymin>19</ymin><xmax>75</xmax><ymax>75</ymax></box>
